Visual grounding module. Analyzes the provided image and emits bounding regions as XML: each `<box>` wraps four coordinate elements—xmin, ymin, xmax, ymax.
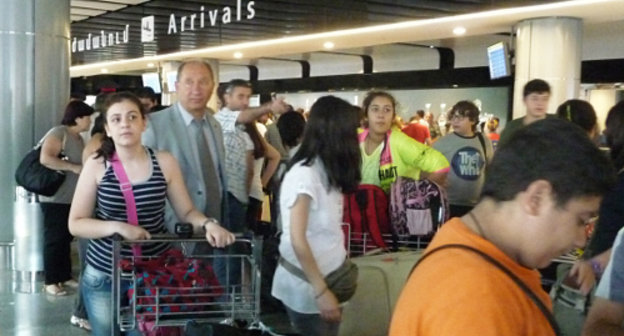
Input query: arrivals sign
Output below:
<box><xmin>71</xmin><ymin>0</ymin><xmax>257</xmax><ymax>54</ymax></box>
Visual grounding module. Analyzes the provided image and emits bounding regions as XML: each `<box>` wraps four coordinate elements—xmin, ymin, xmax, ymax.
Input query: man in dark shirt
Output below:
<box><xmin>499</xmin><ymin>79</ymin><xmax>551</xmax><ymax>146</ymax></box>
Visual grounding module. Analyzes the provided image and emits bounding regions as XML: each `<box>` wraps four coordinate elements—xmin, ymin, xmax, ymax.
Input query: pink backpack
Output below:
<box><xmin>389</xmin><ymin>177</ymin><xmax>449</xmax><ymax>237</ymax></box>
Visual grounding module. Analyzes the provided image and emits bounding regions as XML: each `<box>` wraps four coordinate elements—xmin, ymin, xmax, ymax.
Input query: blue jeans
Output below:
<box><xmin>82</xmin><ymin>264</ymin><xmax>141</xmax><ymax>336</ymax></box>
<box><xmin>73</xmin><ymin>238</ymin><xmax>89</xmax><ymax>319</ymax></box>
<box><xmin>285</xmin><ymin>306</ymin><xmax>341</xmax><ymax>336</ymax></box>
<box><xmin>214</xmin><ymin>193</ymin><xmax>247</xmax><ymax>290</ymax></box>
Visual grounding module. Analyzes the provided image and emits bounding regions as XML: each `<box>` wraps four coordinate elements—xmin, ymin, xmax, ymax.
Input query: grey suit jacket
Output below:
<box><xmin>143</xmin><ymin>103</ymin><xmax>227</xmax><ymax>233</ymax></box>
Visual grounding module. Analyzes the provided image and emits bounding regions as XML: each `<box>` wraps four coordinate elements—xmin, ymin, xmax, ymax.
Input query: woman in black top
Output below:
<box><xmin>570</xmin><ymin>101</ymin><xmax>624</xmax><ymax>294</ymax></box>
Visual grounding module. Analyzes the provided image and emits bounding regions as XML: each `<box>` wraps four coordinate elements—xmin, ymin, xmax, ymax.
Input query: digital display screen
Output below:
<box><xmin>487</xmin><ymin>42</ymin><xmax>511</xmax><ymax>79</ymax></box>
<box><xmin>141</xmin><ymin>72</ymin><xmax>161</xmax><ymax>93</ymax></box>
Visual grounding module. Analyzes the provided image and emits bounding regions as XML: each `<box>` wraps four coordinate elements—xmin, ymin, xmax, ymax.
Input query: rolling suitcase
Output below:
<box><xmin>339</xmin><ymin>251</ymin><xmax>423</xmax><ymax>336</ymax></box>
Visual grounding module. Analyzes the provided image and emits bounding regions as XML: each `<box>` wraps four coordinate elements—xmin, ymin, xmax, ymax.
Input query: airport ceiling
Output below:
<box><xmin>69</xmin><ymin>0</ymin><xmax>624</xmax><ymax>75</ymax></box>
<box><xmin>70</xmin><ymin>0</ymin><xmax>546</xmax><ymax>64</ymax></box>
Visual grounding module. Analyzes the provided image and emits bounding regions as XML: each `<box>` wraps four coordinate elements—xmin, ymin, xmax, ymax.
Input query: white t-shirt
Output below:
<box><xmin>271</xmin><ymin>159</ymin><xmax>346</xmax><ymax>314</ymax></box>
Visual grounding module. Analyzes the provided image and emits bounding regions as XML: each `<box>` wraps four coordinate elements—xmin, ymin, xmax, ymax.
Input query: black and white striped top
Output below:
<box><xmin>86</xmin><ymin>147</ymin><xmax>170</xmax><ymax>275</ymax></box>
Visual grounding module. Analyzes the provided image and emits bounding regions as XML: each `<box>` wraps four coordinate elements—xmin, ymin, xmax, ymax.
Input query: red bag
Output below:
<box><xmin>122</xmin><ymin>249</ymin><xmax>223</xmax><ymax>315</ymax></box>
<box><xmin>343</xmin><ymin>184</ymin><xmax>392</xmax><ymax>252</ymax></box>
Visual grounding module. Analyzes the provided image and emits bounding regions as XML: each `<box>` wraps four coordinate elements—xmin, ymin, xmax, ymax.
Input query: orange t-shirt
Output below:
<box><xmin>389</xmin><ymin>218</ymin><xmax>554</xmax><ymax>336</ymax></box>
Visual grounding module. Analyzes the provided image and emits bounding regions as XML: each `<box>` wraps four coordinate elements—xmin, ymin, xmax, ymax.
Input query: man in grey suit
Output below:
<box><xmin>143</xmin><ymin>59</ymin><xmax>226</xmax><ymax>234</ymax></box>
<box><xmin>143</xmin><ymin>60</ymin><xmax>288</xmax><ymax>287</ymax></box>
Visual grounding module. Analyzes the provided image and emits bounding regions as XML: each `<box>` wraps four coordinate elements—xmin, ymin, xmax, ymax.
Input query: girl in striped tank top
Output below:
<box><xmin>68</xmin><ymin>92</ymin><xmax>235</xmax><ymax>336</ymax></box>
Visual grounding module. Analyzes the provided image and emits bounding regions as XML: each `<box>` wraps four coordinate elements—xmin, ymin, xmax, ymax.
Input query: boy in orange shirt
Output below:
<box><xmin>389</xmin><ymin>119</ymin><xmax>616</xmax><ymax>336</ymax></box>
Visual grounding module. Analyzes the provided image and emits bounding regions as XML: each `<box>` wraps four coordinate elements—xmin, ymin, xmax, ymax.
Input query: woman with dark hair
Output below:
<box><xmin>81</xmin><ymin>113</ymin><xmax>106</xmax><ymax>163</ymax></box>
<box><xmin>569</xmin><ymin>100</ymin><xmax>624</xmax><ymax>294</ymax></box>
<box><xmin>271</xmin><ymin>96</ymin><xmax>360</xmax><ymax>336</ymax></box>
<box><xmin>245</xmin><ymin>122</ymin><xmax>280</xmax><ymax>230</ymax></box>
<box><xmin>68</xmin><ymin>92</ymin><xmax>234</xmax><ymax>336</ymax></box>
<box><xmin>359</xmin><ymin>91</ymin><xmax>449</xmax><ymax>193</ymax></box>
<box><xmin>556</xmin><ymin>99</ymin><xmax>598</xmax><ymax>138</ymax></box>
<box><xmin>433</xmin><ymin>101</ymin><xmax>493</xmax><ymax>217</ymax></box>
<box><xmin>39</xmin><ymin>100</ymin><xmax>93</xmax><ymax>296</ymax></box>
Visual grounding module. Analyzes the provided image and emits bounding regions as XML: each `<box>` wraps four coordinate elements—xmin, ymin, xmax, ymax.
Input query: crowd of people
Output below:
<box><xmin>37</xmin><ymin>59</ymin><xmax>624</xmax><ymax>335</ymax></box>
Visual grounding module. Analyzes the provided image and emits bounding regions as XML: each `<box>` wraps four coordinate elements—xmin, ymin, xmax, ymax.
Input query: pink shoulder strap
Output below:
<box><xmin>111</xmin><ymin>152</ymin><xmax>142</xmax><ymax>256</ymax></box>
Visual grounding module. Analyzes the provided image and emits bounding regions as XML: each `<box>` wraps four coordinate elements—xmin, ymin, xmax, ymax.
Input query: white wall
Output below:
<box><xmin>582</xmin><ymin>21</ymin><xmax>624</xmax><ymax>61</ymax></box>
<box><xmin>278</xmin><ymin>86</ymin><xmax>509</xmax><ymax>128</ymax></box>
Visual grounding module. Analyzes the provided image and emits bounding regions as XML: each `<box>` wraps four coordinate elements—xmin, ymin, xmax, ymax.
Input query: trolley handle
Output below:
<box><xmin>111</xmin><ymin>231</ymin><xmax>254</xmax><ymax>244</ymax></box>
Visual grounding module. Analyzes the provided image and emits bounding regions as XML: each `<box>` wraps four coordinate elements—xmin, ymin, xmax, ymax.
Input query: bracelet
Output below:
<box><xmin>590</xmin><ymin>259</ymin><xmax>602</xmax><ymax>276</ymax></box>
<box><xmin>314</xmin><ymin>286</ymin><xmax>328</xmax><ymax>299</ymax></box>
<box><xmin>202</xmin><ymin>218</ymin><xmax>218</xmax><ymax>232</ymax></box>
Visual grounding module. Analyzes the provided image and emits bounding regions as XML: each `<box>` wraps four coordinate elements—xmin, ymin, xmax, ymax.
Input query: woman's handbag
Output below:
<box><xmin>278</xmin><ymin>256</ymin><xmax>358</xmax><ymax>303</ymax></box>
<box><xmin>15</xmin><ymin>130</ymin><xmax>66</xmax><ymax>196</ymax></box>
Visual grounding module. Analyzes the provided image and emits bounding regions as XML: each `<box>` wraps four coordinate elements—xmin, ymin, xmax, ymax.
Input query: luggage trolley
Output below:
<box><xmin>111</xmin><ymin>233</ymin><xmax>262</xmax><ymax>333</ymax></box>
<box><xmin>343</xmin><ymin>222</ymin><xmax>433</xmax><ymax>256</ymax></box>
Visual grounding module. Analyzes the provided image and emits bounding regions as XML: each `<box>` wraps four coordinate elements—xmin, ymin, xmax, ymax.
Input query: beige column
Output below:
<box><xmin>513</xmin><ymin>17</ymin><xmax>583</xmax><ymax>118</ymax></box>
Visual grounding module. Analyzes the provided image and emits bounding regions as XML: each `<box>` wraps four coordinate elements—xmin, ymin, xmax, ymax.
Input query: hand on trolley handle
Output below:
<box><xmin>202</xmin><ymin>219</ymin><xmax>236</xmax><ymax>248</ymax></box>
<box><xmin>113</xmin><ymin>220</ymin><xmax>237</xmax><ymax>248</ymax></box>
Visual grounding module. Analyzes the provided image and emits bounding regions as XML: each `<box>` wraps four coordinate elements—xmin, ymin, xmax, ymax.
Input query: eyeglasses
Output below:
<box><xmin>583</xmin><ymin>215</ymin><xmax>599</xmax><ymax>226</ymax></box>
<box><xmin>449</xmin><ymin>114</ymin><xmax>468</xmax><ymax>121</ymax></box>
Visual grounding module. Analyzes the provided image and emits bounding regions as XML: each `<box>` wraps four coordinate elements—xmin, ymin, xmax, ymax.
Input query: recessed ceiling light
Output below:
<box><xmin>323</xmin><ymin>41</ymin><xmax>335</xmax><ymax>49</ymax></box>
<box><xmin>453</xmin><ymin>26</ymin><xmax>466</xmax><ymax>35</ymax></box>
<box><xmin>147</xmin><ymin>63</ymin><xmax>155</xmax><ymax>68</ymax></box>
<box><xmin>100</xmin><ymin>68</ymin><xmax>109</xmax><ymax>73</ymax></box>
<box><xmin>233</xmin><ymin>52</ymin><xmax>243</xmax><ymax>59</ymax></box>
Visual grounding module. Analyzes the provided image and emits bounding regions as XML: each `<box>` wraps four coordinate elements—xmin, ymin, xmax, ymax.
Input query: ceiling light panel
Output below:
<box><xmin>70</xmin><ymin>0</ymin><xmax>125</xmax><ymax>11</ymax></box>
<box><xmin>70</xmin><ymin>14</ymin><xmax>89</xmax><ymax>22</ymax></box>
<box><xmin>70</xmin><ymin>8</ymin><xmax>107</xmax><ymax>16</ymax></box>
<box><xmin>99</xmin><ymin>0</ymin><xmax>149</xmax><ymax>4</ymax></box>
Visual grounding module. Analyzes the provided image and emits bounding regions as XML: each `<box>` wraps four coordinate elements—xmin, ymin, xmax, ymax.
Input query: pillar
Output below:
<box><xmin>0</xmin><ymin>0</ymin><xmax>70</xmax><ymax>274</ymax></box>
<box><xmin>513</xmin><ymin>17</ymin><xmax>583</xmax><ymax>118</ymax></box>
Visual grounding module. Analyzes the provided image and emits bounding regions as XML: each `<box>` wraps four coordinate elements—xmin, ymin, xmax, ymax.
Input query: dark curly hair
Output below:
<box><xmin>95</xmin><ymin>92</ymin><xmax>146</xmax><ymax>161</ymax></box>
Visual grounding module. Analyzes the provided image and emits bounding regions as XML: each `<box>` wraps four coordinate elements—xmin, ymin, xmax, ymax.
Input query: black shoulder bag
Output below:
<box><xmin>15</xmin><ymin>128</ymin><xmax>67</xmax><ymax>196</ymax></box>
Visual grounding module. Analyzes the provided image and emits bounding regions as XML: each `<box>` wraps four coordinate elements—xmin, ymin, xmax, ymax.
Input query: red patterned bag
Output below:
<box><xmin>122</xmin><ymin>248</ymin><xmax>223</xmax><ymax>315</ymax></box>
